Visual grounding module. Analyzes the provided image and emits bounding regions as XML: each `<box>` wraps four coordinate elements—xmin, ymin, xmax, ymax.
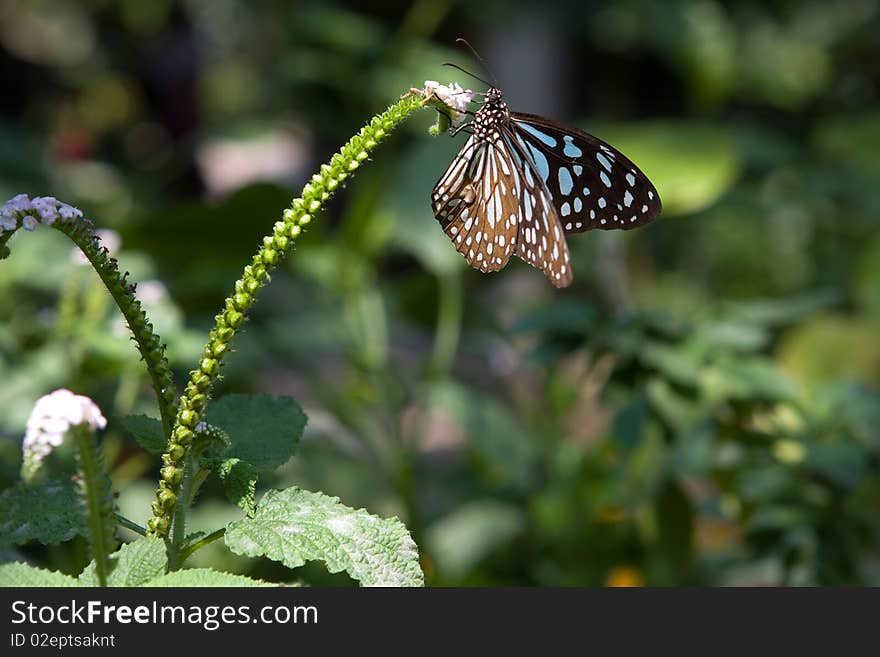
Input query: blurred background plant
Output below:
<box><xmin>1</xmin><ymin>0</ymin><xmax>879</xmax><ymax>585</ymax></box>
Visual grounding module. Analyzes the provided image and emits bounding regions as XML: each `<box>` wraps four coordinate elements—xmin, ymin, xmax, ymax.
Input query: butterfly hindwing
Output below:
<box><xmin>510</xmin><ymin>112</ymin><xmax>661</xmax><ymax>233</ymax></box>
<box><xmin>431</xmin><ymin>135</ymin><xmax>520</xmax><ymax>272</ymax></box>
<box><xmin>503</xmin><ymin>133</ymin><xmax>572</xmax><ymax>287</ymax></box>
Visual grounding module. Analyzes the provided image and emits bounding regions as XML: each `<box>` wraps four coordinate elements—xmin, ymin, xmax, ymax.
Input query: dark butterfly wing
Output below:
<box><xmin>502</xmin><ymin>131</ymin><xmax>572</xmax><ymax>287</ymax></box>
<box><xmin>510</xmin><ymin>112</ymin><xmax>661</xmax><ymax>233</ymax></box>
<box><xmin>431</xmin><ymin>135</ymin><xmax>520</xmax><ymax>273</ymax></box>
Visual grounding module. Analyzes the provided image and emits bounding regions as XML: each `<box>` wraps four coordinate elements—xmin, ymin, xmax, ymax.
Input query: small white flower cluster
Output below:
<box><xmin>0</xmin><ymin>193</ymin><xmax>83</xmax><ymax>237</ymax></box>
<box><xmin>423</xmin><ymin>80</ymin><xmax>474</xmax><ymax>126</ymax></box>
<box><xmin>21</xmin><ymin>388</ymin><xmax>107</xmax><ymax>480</ymax></box>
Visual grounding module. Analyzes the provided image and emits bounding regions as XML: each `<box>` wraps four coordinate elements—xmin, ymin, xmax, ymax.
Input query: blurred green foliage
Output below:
<box><xmin>1</xmin><ymin>0</ymin><xmax>879</xmax><ymax>585</ymax></box>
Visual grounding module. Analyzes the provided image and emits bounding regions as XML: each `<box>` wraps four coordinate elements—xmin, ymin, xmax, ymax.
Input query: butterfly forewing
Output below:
<box><xmin>431</xmin><ymin>135</ymin><xmax>520</xmax><ymax>272</ymax></box>
<box><xmin>510</xmin><ymin>113</ymin><xmax>661</xmax><ymax>233</ymax></box>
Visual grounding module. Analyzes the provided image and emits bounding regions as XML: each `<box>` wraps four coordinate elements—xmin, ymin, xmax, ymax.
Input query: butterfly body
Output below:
<box><xmin>431</xmin><ymin>86</ymin><xmax>661</xmax><ymax>287</ymax></box>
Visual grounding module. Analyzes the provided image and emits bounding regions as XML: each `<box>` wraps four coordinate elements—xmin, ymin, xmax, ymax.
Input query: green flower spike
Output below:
<box><xmin>149</xmin><ymin>91</ymin><xmax>435</xmax><ymax>553</ymax></box>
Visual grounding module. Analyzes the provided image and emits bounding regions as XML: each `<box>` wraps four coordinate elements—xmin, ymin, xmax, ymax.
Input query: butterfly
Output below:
<box><xmin>431</xmin><ymin>86</ymin><xmax>661</xmax><ymax>288</ymax></box>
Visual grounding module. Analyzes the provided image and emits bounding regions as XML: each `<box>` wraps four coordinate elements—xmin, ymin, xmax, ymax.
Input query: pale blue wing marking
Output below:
<box><xmin>517</xmin><ymin>122</ymin><xmax>558</xmax><ymax>147</ymax></box>
<box><xmin>563</xmin><ymin>135</ymin><xmax>582</xmax><ymax>157</ymax></box>
<box><xmin>557</xmin><ymin>167</ymin><xmax>574</xmax><ymax>196</ymax></box>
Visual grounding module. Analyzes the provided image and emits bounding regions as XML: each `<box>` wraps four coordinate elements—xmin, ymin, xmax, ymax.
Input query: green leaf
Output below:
<box><xmin>638</xmin><ymin>341</ymin><xmax>705</xmax><ymax>387</ymax></box>
<box><xmin>384</xmin><ymin>139</ymin><xmax>469</xmax><ymax>277</ymax></box>
<box><xmin>0</xmin><ymin>562</ymin><xmax>80</xmax><ymax>587</ymax></box>
<box><xmin>586</xmin><ymin>120</ymin><xmax>740</xmax><ymax>216</ymax></box>
<box><xmin>702</xmin><ymin>357</ymin><xmax>798</xmax><ymax>401</ymax></box>
<box><xmin>0</xmin><ymin>479</ymin><xmax>87</xmax><ymax>545</ymax></box>
<box><xmin>777</xmin><ymin>314</ymin><xmax>880</xmax><ymax>390</ymax></box>
<box><xmin>119</xmin><ymin>414</ymin><xmax>166</xmax><ymax>455</ymax></box>
<box><xmin>78</xmin><ymin>537</ymin><xmax>167</xmax><ymax>587</ymax></box>
<box><xmin>511</xmin><ymin>300</ymin><xmax>598</xmax><ymax>334</ymax></box>
<box><xmin>645</xmin><ymin>378</ymin><xmax>706</xmax><ymax>431</ymax></box>
<box><xmin>142</xmin><ymin>569</ymin><xmax>271</xmax><ymax>587</ymax></box>
<box><xmin>655</xmin><ymin>480</ymin><xmax>694</xmax><ymax>575</ymax></box>
<box><xmin>724</xmin><ymin>290</ymin><xmax>838</xmax><ymax>328</ymax></box>
<box><xmin>225</xmin><ymin>487</ymin><xmax>424</xmax><ymax>587</ymax></box>
<box><xmin>206</xmin><ymin>394</ymin><xmax>307</xmax><ymax>471</ymax></box>
<box><xmin>425</xmin><ymin>500</ymin><xmax>525</xmax><ymax>581</ymax></box>
<box><xmin>815</xmin><ymin>382</ymin><xmax>880</xmax><ymax>447</ymax></box>
<box><xmin>424</xmin><ymin>382</ymin><xmax>536</xmax><ymax>490</ymax></box>
<box><xmin>214</xmin><ymin>458</ymin><xmax>258</xmax><ymax>515</ymax></box>
<box><xmin>814</xmin><ymin>112</ymin><xmax>880</xmax><ymax>181</ymax></box>
<box><xmin>803</xmin><ymin>439</ymin><xmax>869</xmax><ymax>489</ymax></box>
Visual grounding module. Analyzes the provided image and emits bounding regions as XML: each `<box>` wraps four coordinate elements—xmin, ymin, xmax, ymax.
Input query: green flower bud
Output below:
<box><xmin>261</xmin><ymin>249</ymin><xmax>278</xmax><ymax>266</ymax></box>
<box><xmin>161</xmin><ymin>466</ymin><xmax>183</xmax><ymax>486</ymax></box>
<box><xmin>179</xmin><ymin>409</ymin><xmax>199</xmax><ymax>427</ymax></box>
<box><xmin>199</xmin><ymin>357</ymin><xmax>219</xmax><ymax>375</ymax></box>
<box><xmin>158</xmin><ymin>489</ymin><xmax>177</xmax><ymax>509</ymax></box>
<box><xmin>173</xmin><ymin>426</ymin><xmax>194</xmax><ymax>445</ymax></box>
<box><xmin>233</xmin><ymin>292</ymin><xmax>251</xmax><ymax>311</ymax></box>
<box><xmin>226</xmin><ymin>310</ymin><xmax>244</xmax><ymax>328</ymax></box>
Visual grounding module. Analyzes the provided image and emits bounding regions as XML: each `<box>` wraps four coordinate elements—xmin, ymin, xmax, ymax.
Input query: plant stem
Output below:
<box><xmin>177</xmin><ymin>527</ymin><xmax>226</xmax><ymax>563</ymax></box>
<box><xmin>429</xmin><ymin>270</ymin><xmax>463</xmax><ymax>377</ymax></box>
<box><xmin>114</xmin><ymin>514</ymin><xmax>147</xmax><ymax>536</ymax></box>
<box><xmin>167</xmin><ymin>451</ymin><xmax>200</xmax><ymax>571</ymax></box>
<box><xmin>147</xmin><ymin>92</ymin><xmax>430</xmax><ymax>557</ymax></box>
<box><xmin>72</xmin><ymin>425</ymin><xmax>117</xmax><ymax>587</ymax></box>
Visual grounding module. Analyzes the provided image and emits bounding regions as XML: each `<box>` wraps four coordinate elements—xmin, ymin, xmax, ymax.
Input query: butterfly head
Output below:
<box><xmin>473</xmin><ymin>87</ymin><xmax>509</xmax><ymax>141</ymax></box>
<box><xmin>485</xmin><ymin>87</ymin><xmax>505</xmax><ymax>104</ymax></box>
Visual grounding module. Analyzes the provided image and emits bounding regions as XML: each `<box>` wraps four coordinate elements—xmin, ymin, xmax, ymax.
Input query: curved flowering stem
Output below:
<box><xmin>54</xmin><ymin>221</ymin><xmax>178</xmax><ymax>437</ymax></box>
<box><xmin>0</xmin><ymin>196</ymin><xmax>178</xmax><ymax>438</ymax></box>
<box><xmin>148</xmin><ymin>91</ymin><xmax>434</xmax><ymax>553</ymax></box>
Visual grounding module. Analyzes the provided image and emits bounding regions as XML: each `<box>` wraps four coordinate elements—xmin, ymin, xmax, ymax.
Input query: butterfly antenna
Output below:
<box><xmin>455</xmin><ymin>37</ymin><xmax>499</xmax><ymax>86</ymax></box>
<box><xmin>441</xmin><ymin>61</ymin><xmax>493</xmax><ymax>88</ymax></box>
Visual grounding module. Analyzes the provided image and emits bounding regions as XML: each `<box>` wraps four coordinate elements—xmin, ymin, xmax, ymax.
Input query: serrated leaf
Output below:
<box><xmin>206</xmin><ymin>394</ymin><xmax>306</xmax><ymax>471</ymax></box>
<box><xmin>0</xmin><ymin>562</ymin><xmax>81</xmax><ymax>587</ymax></box>
<box><xmin>78</xmin><ymin>537</ymin><xmax>167</xmax><ymax>587</ymax></box>
<box><xmin>142</xmin><ymin>569</ymin><xmax>271</xmax><ymax>587</ymax></box>
<box><xmin>0</xmin><ymin>479</ymin><xmax>87</xmax><ymax>544</ymax></box>
<box><xmin>225</xmin><ymin>487</ymin><xmax>424</xmax><ymax>587</ymax></box>
<box><xmin>119</xmin><ymin>414</ymin><xmax>166</xmax><ymax>455</ymax></box>
<box><xmin>215</xmin><ymin>458</ymin><xmax>258</xmax><ymax>515</ymax></box>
